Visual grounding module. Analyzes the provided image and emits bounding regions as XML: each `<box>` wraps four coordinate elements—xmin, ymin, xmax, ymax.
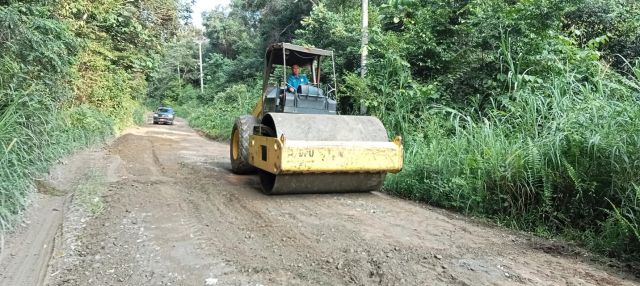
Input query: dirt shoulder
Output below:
<box><xmin>1</xmin><ymin>118</ymin><xmax>638</xmax><ymax>286</ymax></box>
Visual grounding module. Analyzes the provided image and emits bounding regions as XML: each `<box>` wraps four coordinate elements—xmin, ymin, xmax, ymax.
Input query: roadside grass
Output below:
<box><xmin>175</xmin><ymin>84</ymin><xmax>259</xmax><ymax>140</ymax></box>
<box><xmin>0</xmin><ymin>101</ymin><xmax>144</xmax><ymax>234</ymax></box>
<box><xmin>383</xmin><ymin>55</ymin><xmax>640</xmax><ymax>261</ymax></box>
<box><xmin>74</xmin><ymin>171</ymin><xmax>107</xmax><ymax>216</ymax></box>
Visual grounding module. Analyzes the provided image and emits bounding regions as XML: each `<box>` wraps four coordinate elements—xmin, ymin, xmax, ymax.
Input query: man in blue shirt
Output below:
<box><xmin>287</xmin><ymin>64</ymin><xmax>309</xmax><ymax>93</ymax></box>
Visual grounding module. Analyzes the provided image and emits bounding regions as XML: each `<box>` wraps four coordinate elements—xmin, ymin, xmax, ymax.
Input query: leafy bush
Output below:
<box><xmin>176</xmin><ymin>83</ymin><xmax>260</xmax><ymax>140</ymax></box>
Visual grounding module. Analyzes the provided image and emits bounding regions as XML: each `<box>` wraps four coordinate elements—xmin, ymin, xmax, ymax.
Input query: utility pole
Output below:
<box><xmin>195</xmin><ymin>38</ymin><xmax>205</xmax><ymax>93</ymax></box>
<box><xmin>360</xmin><ymin>0</ymin><xmax>368</xmax><ymax>114</ymax></box>
<box><xmin>175</xmin><ymin>36</ymin><xmax>181</xmax><ymax>86</ymax></box>
<box><xmin>360</xmin><ymin>0</ymin><xmax>368</xmax><ymax>77</ymax></box>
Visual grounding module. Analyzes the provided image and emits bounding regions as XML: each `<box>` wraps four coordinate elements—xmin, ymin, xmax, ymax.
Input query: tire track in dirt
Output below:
<box><xmin>0</xmin><ymin>145</ymin><xmax>126</xmax><ymax>286</ymax></box>
<box><xmin>0</xmin><ymin>195</ymin><xmax>65</xmax><ymax>286</ymax></box>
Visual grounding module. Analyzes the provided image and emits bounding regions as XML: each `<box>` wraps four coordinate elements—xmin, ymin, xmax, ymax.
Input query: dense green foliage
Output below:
<box><xmin>173</xmin><ymin>84</ymin><xmax>258</xmax><ymax>139</ymax></box>
<box><xmin>152</xmin><ymin>0</ymin><xmax>640</xmax><ymax>263</ymax></box>
<box><xmin>0</xmin><ymin>0</ymin><xmax>183</xmax><ymax>232</ymax></box>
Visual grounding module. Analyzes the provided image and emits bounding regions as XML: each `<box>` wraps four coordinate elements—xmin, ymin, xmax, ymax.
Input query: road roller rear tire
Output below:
<box><xmin>230</xmin><ymin>115</ymin><xmax>258</xmax><ymax>174</ymax></box>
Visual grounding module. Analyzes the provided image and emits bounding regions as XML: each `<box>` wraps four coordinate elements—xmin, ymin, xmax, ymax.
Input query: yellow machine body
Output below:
<box><xmin>230</xmin><ymin>43</ymin><xmax>403</xmax><ymax>194</ymax></box>
<box><xmin>248</xmin><ymin>134</ymin><xmax>403</xmax><ymax>175</ymax></box>
<box><xmin>237</xmin><ymin>113</ymin><xmax>404</xmax><ymax>194</ymax></box>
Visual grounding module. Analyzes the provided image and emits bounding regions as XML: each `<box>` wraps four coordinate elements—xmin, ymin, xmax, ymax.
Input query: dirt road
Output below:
<box><xmin>1</xmin><ymin>118</ymin><xmax>638</xmax><ymax>285</ymax></box>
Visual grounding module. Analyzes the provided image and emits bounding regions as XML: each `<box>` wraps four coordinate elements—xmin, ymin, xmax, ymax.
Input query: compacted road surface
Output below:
<box><xmin>1</xmin><ymin>118</ymin><xmax>637</xmax><ymax>285</ymax></box>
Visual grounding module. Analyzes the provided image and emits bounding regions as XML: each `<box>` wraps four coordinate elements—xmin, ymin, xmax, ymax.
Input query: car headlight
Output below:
<box><xmin>153</xmin><ymin>114</ymin><xmax>158</xmax><ymax>117</ymax></box>
<box><xmin>169</xmin><ymin>114</ymin><xmax>174</xmax><ymax>118</ymax></box>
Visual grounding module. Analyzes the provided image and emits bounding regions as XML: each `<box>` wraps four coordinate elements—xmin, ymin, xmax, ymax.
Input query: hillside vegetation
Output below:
<box><xmin>153</xmin><ymin>0</ymin><xmax>640</xmax><ymax>262</ymax></box>
<box><xmin>0</xmin><ymin>0</ymin><xmax>184</xmax><ymax>233</ymax></box>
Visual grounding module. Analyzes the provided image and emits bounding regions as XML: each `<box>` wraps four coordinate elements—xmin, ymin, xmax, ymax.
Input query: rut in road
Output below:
<box><xmin>2</xmin><ymin>118</ymin><xmax>637</xmax><ymax>286</ymax></box>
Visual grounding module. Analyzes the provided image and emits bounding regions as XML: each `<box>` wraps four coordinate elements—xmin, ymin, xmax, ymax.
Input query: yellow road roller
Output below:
<box><xmin>230</xmin><ymin>43</ymin><xmax>403</xmax><ymax>194</ymax></box>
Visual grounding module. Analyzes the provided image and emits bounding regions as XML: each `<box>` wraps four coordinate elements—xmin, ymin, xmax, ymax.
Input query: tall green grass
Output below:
<box><xmin>175</xmin><ymin>84</ymin><xmax>260</xmax><ymax>140</ymax></box>
<box><xmin>0</xmin><ymin>99</ymin><xmax>112</xmax><ymax>231</ymax></box>
<box><xmin>384</xmin><ymin>52</ymin><xmax>640</xmax><ymax>260</ymax></box>
<box><xmin>0</xmin><ymin>97</ymin><xmax>146</xmax><ymax>234</ymax></box>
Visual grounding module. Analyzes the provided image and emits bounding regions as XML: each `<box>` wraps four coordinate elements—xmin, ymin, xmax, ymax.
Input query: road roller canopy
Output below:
<box><xmin>259</xmin><ymin>43</ymin><xmax>339</xmax><ymax>115</ymax></box>
<box><xmin>265</xmin><ymin>43</ymin><xmax>333</xmax><ymax>67</ymax></box>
